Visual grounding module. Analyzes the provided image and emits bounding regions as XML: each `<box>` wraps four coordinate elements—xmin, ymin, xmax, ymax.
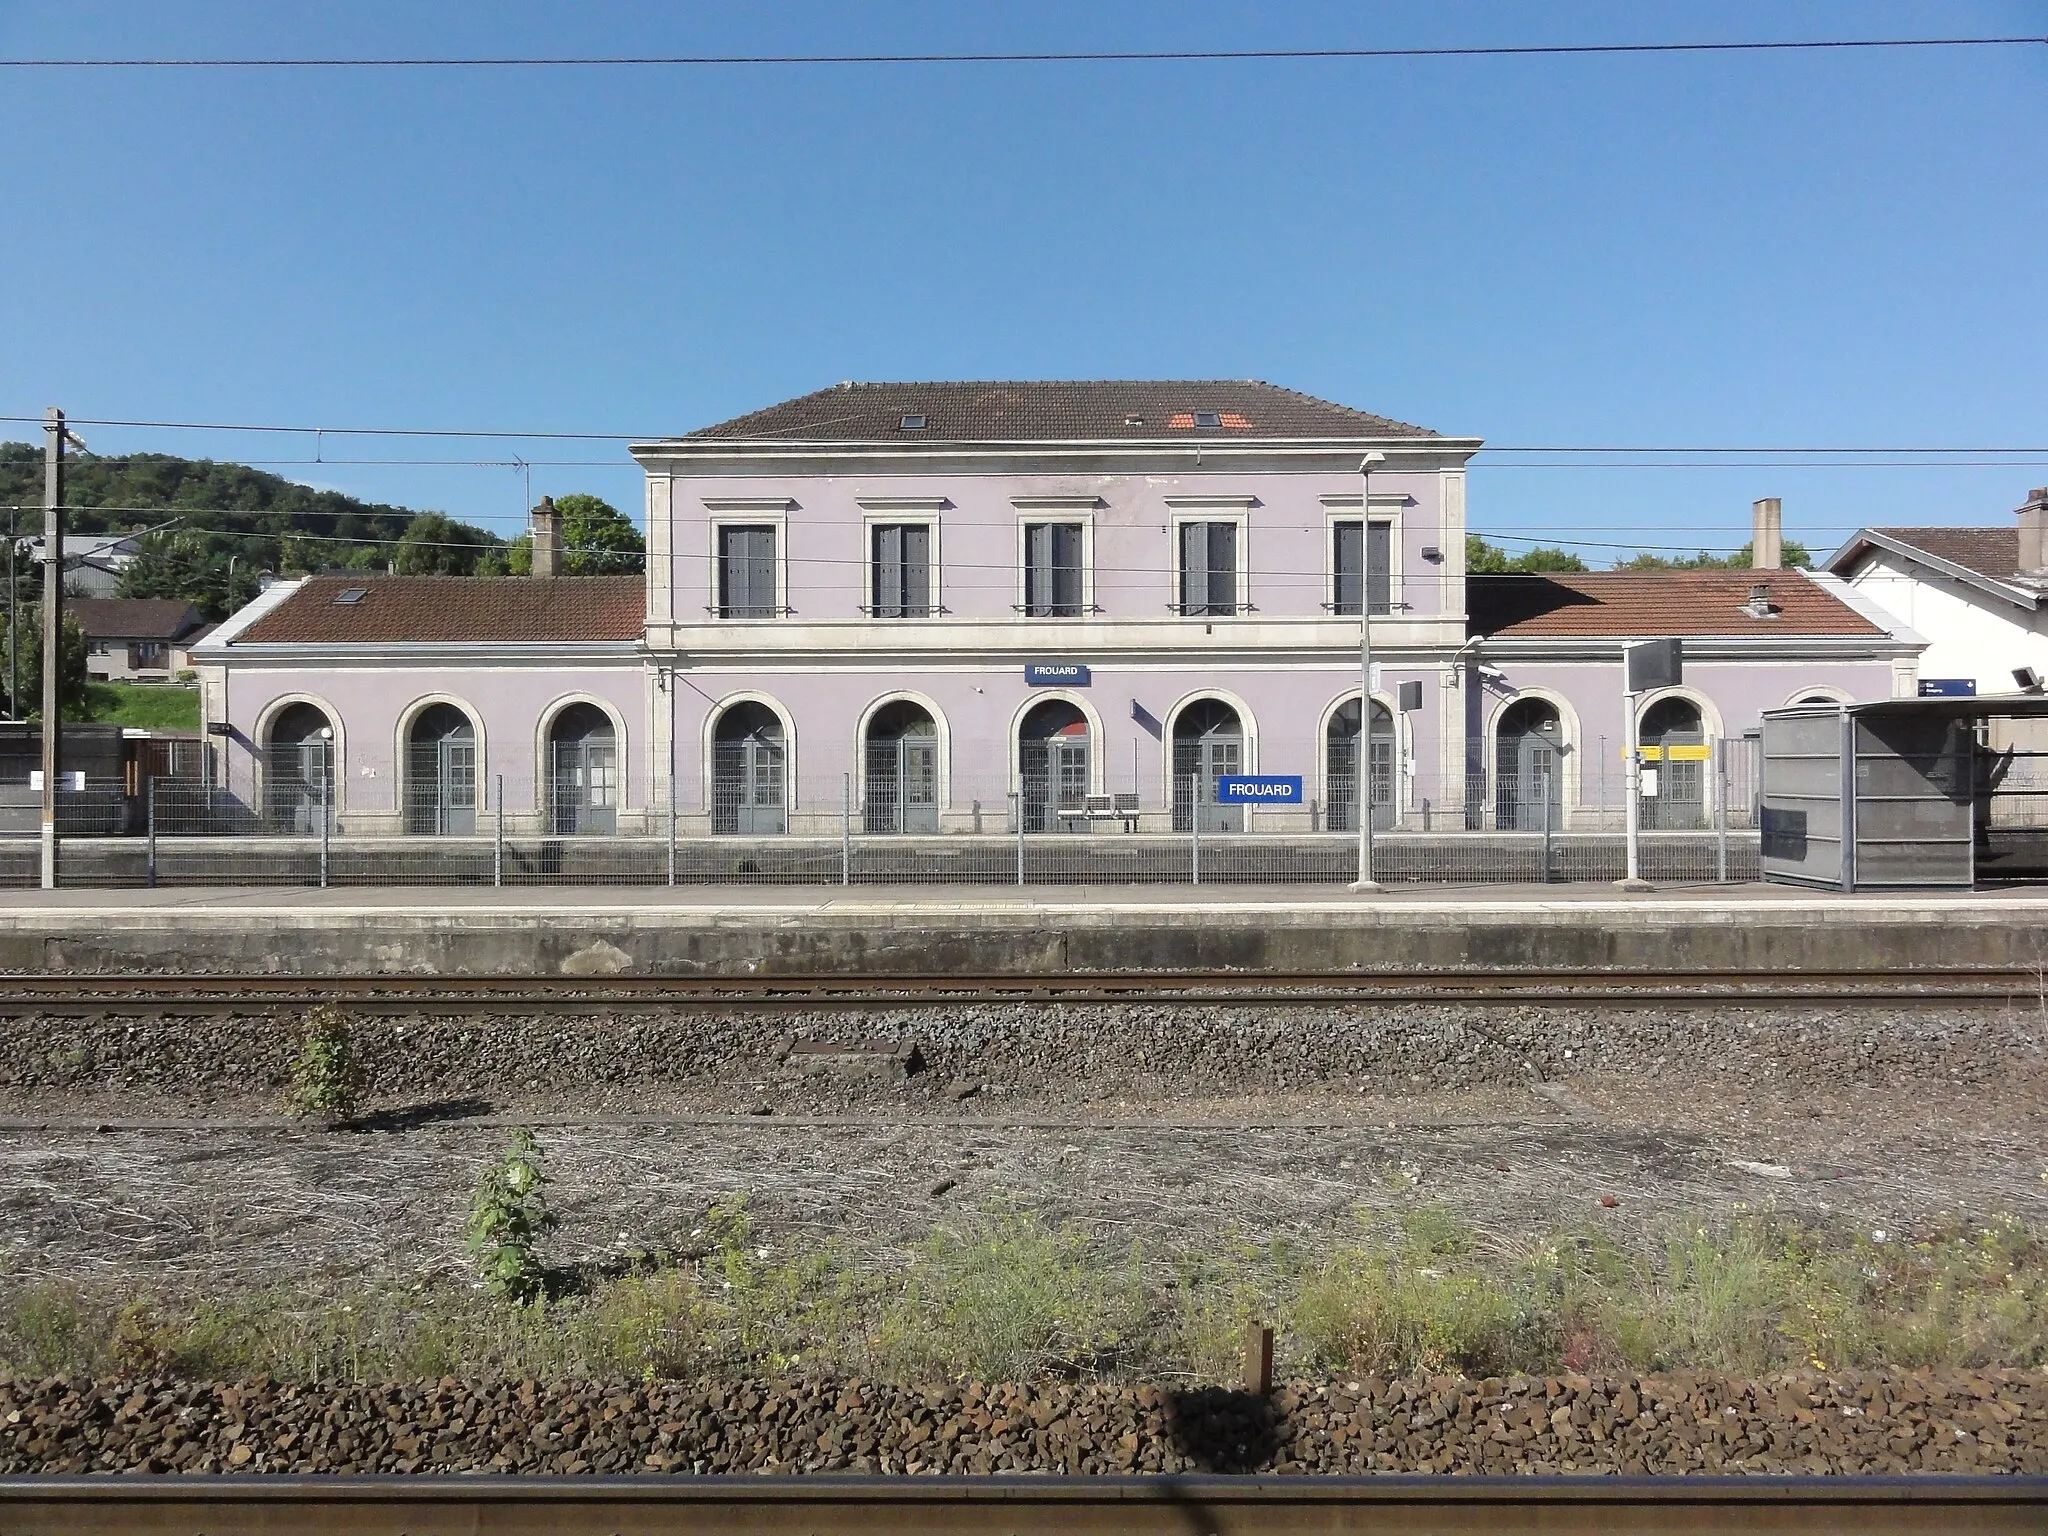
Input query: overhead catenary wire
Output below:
<box><xmin>0</xmin><ymin>36</ymin><xmax>2037</xmax><ymax>68</ymax></box>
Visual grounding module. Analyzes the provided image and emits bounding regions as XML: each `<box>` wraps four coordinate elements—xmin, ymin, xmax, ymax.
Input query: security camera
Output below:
<box><xmin>1477</xmin><ymin>664</ymin><xmax>1509</xmax><ymax>682</ymax></box>
<box><xmin>2015</xmin><ymin>667</ymin><xmax>2043</xmax><ymax>694</ymax></box>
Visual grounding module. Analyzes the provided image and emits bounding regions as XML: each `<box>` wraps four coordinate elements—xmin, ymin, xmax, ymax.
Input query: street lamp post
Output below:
<box><xmin>1350</xmin><ymin>451</ymin><xmax>1387</xmax><ymax>893</ymax></box>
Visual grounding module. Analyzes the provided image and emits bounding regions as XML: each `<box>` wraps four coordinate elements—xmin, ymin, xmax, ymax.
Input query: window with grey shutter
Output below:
<box><xmin>718</xmin><ymin>525</ymin><xmax>777</xmax><ymax>618</ymax></box>
<box><xmin>1023</xmin><ymin>522</ymin><xmax>1083</xmax><ymax>617</ymax></box>
<box><xmin>1178</xmin><ymin>521</ymin><xmax>1237</xmax><ymax>615</ymax></box>
<box><xmin>1333</xmin><ymin>520</ymin><xmax>1392</xmax><ymax>616</ymax></box>
<box><xmin>870</xmin><ymin>523</ymin><xmax>932</xmax><ymax>618</ymax></box>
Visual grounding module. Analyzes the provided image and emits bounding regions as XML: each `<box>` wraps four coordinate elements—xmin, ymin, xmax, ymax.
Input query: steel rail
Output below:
<box><xmin>0</xmin><ymin>967</ymin><xmax>2037</xmax><ymax>1013</ymax></box>
<box><xmin>0</xmin><ymin>1473</ymin><xmax>2041</xmax><ymax>1535</ymax></box>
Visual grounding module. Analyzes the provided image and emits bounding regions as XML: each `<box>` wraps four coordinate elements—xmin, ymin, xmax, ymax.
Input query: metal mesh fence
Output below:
<box><xmin>0</xmin><ymin>740</ymin><xmax>1770</xmax><ymax>889</ymax></box>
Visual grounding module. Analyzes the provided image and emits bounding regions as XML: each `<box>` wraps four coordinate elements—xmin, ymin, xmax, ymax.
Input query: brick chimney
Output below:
<box><xmin>530</xmin><ymin>496</ymin><xmax>562</xmax><ymax>578</ymax></box>
<box><xmin>2016</xmin><ymin>487</ymin><xmax>2048</xmax><ymax>578</ymax></box>
<box><xmin>1751</xmin><ymin>498</ymin><xmax>1782</xmax><ymax>570</ymax></box>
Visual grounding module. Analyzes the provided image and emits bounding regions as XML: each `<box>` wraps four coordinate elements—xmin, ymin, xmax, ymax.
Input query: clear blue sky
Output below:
<box><xmin>2</xmin><ymin>1</ymin><xmax>2042</xmax><ymax>562</ymax></box>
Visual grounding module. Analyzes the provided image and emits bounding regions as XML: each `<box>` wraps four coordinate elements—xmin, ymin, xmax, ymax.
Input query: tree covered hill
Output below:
<box><xmin>0</xmin><ymin>446</ymin><xmax>641</xmax><ymax>619</ymax></box>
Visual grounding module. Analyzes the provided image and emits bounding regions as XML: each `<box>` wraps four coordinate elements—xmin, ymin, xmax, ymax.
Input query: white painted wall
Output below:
<box><xmin>1842</xmin><ymin>551</ymin><xmax>2048</xmax><ymax>697</ymax></box>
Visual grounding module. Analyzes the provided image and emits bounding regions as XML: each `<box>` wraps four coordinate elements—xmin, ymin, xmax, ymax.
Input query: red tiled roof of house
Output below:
<box><xmin>1858</xmin><ymin>526</ymin><xmax>2018</xmax><ymax>582</ymax></box>
<box><xmin>1470</xmin><ymin>569</ymin><xmax>1885</xmax><ymax>639</ymax></box>
<box><xmin>675</xmin><ymin>380</ymin><xmax>1447</xmax><ymax>443</ymax></box>
<box><xmin>237</xmin><ymin>575</ymin><xmax>645</xmax><ymax>644</ymax></box>
<box><xmin>69</xmin><ymin>598</ymin><xmax>204</xmax><ymax>641</ymax></box>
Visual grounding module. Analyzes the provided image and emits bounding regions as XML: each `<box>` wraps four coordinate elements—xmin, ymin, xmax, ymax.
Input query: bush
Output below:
<box><xmin>466</xmin><ymin>1130</ymin><xmax>554</xmax><ymax>1302</ymax></box>
<box><xmin>286</xmin><ymin>1005</ymin><xmax>366</xmax><ymax>1124</ymax></box>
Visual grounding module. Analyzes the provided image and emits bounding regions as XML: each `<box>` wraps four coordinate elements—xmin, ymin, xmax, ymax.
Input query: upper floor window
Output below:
<box><xmin>1177</xmin><ymin>520</ymin><xmax>1239</xmax><ymax>616</ymax></box>
<box><xmin>870</xmin><ymin>522</ymin><xmax>932</xmax><ymax>618</ymax></box>
<box><xmin>1332</xmin><ymin>520</ymin><xmax>1392</xmax><ymax>616</ymax></box>
<box><xmin>1023</xmin><ymin>522</ymin><xmax>1084</xmax><ymax>617</ymax></box>
<box><xmin>717</xmin><ymin>524</ymin><xmax>779</xmax><ymax>618</ymax></box>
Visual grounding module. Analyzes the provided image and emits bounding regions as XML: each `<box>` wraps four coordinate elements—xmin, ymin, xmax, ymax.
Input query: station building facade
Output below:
<box><xmin>195</xmin><ymin>380</ymin><xmax>1921</xmax><ymax>837</ymax></box>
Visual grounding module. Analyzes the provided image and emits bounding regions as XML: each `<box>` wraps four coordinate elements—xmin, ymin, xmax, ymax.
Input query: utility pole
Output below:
<box><xmin>39</xmin><ymin>408</ymin><xmax>72</xmax><ymax>889</ymax></box>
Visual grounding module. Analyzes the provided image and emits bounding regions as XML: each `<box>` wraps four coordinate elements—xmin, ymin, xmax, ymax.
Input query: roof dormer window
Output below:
<box><xmin>1193</xmin><ymin>410</ymin><xmax>1222</xmax><ymax>428</ymax></box>
<box><xmin>333</xmin><ymin>587</ymin><xmax>368</xmax><ymax>606</ymax></box>
<box><xmin>898</xmin><ymin>413</ymin><xmax>927</xmax><ymax>431</ymax></box>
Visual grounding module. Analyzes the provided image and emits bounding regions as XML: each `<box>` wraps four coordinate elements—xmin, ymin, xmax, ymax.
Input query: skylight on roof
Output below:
<box><xmin>899</xmin><ymin>413</ymin><xmax>927</xmax><ymax>430</ymax></box>
<box><xmin>333</xmin><ymin>588</ymin><xmax>369</xmax><ymax>605</ymax></box>
<box><xmin>1193</xmin><ymin>410</ymin><xmax>1221</xmax><ymax>428</ymax></box>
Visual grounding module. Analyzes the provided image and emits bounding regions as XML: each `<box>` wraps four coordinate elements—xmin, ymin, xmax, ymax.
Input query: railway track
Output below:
<box><xmin>0</xmin><ymin>1474</ymin><xmax>2041</xmax><ymax>1535</ymax></box>
<box><xmin>0</xmin><ymin>966</ymin><xmax>2038</xmax><ymax>1012</ymax></box>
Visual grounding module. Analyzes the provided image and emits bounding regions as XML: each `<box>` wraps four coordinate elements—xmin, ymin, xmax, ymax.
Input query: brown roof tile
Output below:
<box><xmin>68</xmin><ymin>598</ymin><xmax>203</xmax><ymax>641</ymax></box>
<box><xmin>1862</xmin><ymin>526</ymin><xmax>2018</xmax><ymax>582</ymax></box>
<box><xmin>238</xmin><ymin>576</ymin><xmax>644</xmax><ymax>644</ymax></box>
<box><xmin>677</xmin><ymin>380</ymin><xmax>1446</xmax><ymax>443</ymax></box>
<box><xmin>1470</xmin><ymin>570</ymin><xmax>1884</xmax><ymax>639</ymax></box>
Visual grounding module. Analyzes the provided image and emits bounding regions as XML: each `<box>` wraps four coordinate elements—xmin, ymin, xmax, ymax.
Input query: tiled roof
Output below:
<box><xmin>677</xmin><ymin>380</ymin><xmax>1445</xmax><ymax>443</ymax></box>
<box><xmin>236</xmin><ymin>576</ymin><xmax>645</xmax><ymax>644</ymax></box>
<box><xmin>1470</xmin><ymin>570</ymin><xmax>1885</xmax><ymax>639</ymax></box>
<box><xmin>1858</xmin><ymin>526</ymin><xmax>2018</xmax><ymax>582</ymax></box>
<box><xmin>68</xmin><ymin>598</ymin><xmax>203</xmax><ymax>641</ymax></box>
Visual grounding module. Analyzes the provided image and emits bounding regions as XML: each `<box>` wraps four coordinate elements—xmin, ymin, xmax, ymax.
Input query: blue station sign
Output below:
<box><xmin>1217</xmin><ymin>774</ymin><xmax>1304</xmax><ymax>805</ymax></box>
<box><xmin>1025</xmin><ymin>662</ymin><xmax>1090</xmax><ymax>687</ymax></box>
<box><xmin>1917</xmin><ymin>678</ymin><xmax>1976</xmax><ymax>698</ymax></box>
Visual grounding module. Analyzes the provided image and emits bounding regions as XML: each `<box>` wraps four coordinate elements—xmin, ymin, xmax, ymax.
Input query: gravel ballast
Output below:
<box><xmin>3</xmin><ymin>1369</ymin><xmax>2043</xmax><ymax>1477</ymax></box>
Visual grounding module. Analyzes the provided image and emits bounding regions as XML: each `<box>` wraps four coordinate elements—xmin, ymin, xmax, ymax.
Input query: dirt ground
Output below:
<box><xmin>4</xmin><ymin>1013</ymin><xmax>2045</xmax><ymax>1282</ymax></box>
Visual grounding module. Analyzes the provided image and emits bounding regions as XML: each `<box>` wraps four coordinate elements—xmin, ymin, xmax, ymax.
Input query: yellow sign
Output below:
<box><xmin>1635</xmin><ymin>744</ymin><xmax>1712</xmax><ymax>761</ymax></box>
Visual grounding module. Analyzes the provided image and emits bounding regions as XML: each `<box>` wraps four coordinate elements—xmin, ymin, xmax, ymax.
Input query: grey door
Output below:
<box><xmin>549</xmin><ymin>704</ymin><xmax>618</xmax><ymax>835</ymax></box>
<box><xmin>1019</xmin><ymin>701</ymin><xmax>1089</xmax><ymax>833</ymax></box>
<box><xmin>713</xmin><ymin>703</ymin><xmax>785</xmax><ymax>835</ymax></box>
<box><xmin>406</xmin><ymin>704</ymin><xmax>477</xmax><ymax>836</ymax></box>
<box><xmin>263</xmin><ymin>703</ymin><xmax>335</xmax><ymax>833</ymax></box>
<box><xmin>1639</xmin><ymin>698</ymin><xmax>1706</xmax><ymax>830</ymax></box>
<box><xmin>1494</xmin><ymin>700</ymin><xmax>1563</xmax><ymax>831</ymax></box>
<box><xmin>865</xmin><ymin>704</ymin><xmax>940</xmax><ymax>833</ymax></box>
<box><xmin>1326</xmin><ymin>699</ymin><xmax>1396</xmax><ymax>832</ymax></box>
<box><xmin>1173</xmin><ymin>700</ymin><xmax>1244</xmax><ymax>833</ymax></box>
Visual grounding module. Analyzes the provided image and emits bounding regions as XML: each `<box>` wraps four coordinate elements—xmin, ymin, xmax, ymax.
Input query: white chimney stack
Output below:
<box><xmin>1751</xmin><ymin>498</ymin><xmax>1782</xmax><ymax>571</ymax></box>
<box><xmin>2016</xmin><ymin>487</ymin><xmax>2048</xmax><ymax>578</ymax></box>
<box><xmin>530</xmin><ymin>496</ymin><xmax>562</xmax><ymax>578</ymax></box>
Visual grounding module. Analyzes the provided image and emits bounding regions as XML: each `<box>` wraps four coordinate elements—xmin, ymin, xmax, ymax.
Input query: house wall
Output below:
<box><xmin>202</xmin><ymin>657</ymin><xmax>647</xmax><ymax>834</ymax></box>
<box><xmin>1842</xmin><ymin>551</ymin><xmax>2048</xmax><ymax>696</ymax></box>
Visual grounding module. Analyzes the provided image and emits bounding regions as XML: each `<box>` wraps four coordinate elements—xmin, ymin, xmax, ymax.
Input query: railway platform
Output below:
<box><xmin>0</xmin><ymin>882</ymin><xmax>2046</xmax><ymax>976</ymax></box>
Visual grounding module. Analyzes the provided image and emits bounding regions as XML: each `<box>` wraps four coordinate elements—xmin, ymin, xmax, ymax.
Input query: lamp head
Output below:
<box><xmin>1360</xmin><ymin>451</ymin><xmax>1387</xmax><ymax>472</ymax></box>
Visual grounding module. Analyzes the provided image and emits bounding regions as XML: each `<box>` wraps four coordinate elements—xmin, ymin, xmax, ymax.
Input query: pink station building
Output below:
<box><xmin>193</xmin><ymin>381</ymin><xmax>1920</xmax><ymax>841</ymax></box>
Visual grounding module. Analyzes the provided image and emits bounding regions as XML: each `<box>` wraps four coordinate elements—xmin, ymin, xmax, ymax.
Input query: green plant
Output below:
<box><xmin>466</xmin><ymin>1130</ymin><xmax>554</xmax><ymax>1302</ymax></box>
<box><xmin>287</xmin><ymin>1005</ymin><xmax>366</xmax><ymax>1123</ymax></box>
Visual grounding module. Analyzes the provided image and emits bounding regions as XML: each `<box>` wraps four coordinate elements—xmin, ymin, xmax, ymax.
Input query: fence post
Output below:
<box><xmin>1190</xmin><ymin>777</ymin><xmax>1202</xmax><ymax>886</ymax></box>
<box><xmin>841</xmin><ymin>771</ymin><xmax>852</xmax><ymax>887</ymax></box>
<box><xmin>666</xmin><ymin>745</ymin><xmax>678</xmax><ymax>887</ymax></box>
<box><xmin>1012</xmin><ymin>789</ymin><xmax>1024</xmax><ymax>886</ymax></box>
<box><xmin>493</xmin><ymin>773</ymin><xmax>504</xmax><ymax>888</ymax></box>
<box><xmin>318</xmin><ymin>755</ymin><xmax>331</xmax><ymax>890</ymax></box>
<box><xmin>145</xmin><ymin>776</ymin><xmax>157</xmax><ymax>890</ymax></box>
<box><xmin>1715</xmin><ymin>736</ymin><xmax>1729</xmax><ymax>884</ymax></box>
<box><xmin>1540</xmin><ymin>764</ymin><xmax>1553</xmax><ymax>884</ymax></box>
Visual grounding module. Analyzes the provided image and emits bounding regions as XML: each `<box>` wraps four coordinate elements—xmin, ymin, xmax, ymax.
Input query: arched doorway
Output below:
<box><xmin>406</xmin><ymin>703</ymin><xmax>477</xmax><ymax>836</ymax></box>
<box><xmin>548</xmin><ymin>704</ymin><xmax>618</xmax><ymax>835</ymax></box>
<box><xmin>1640</xmin><ymin>696</ymin><xmax>1706</xmax><ymax>829</ymax></box>
<box><xmin>1173</xmin><ymin>698</ymin><xmax>1244</xmax><ymax>833</ymax></box>
<box><xmin>1494</xmin><ymin>699</ymin><xmax>1564</xmax><ymax>831</ymax></box>
<box><xmin>1019</xmin><ymin>699</ymin><xmax>1089</xmax><ymax>834</ymax></box>
<box><xmin>712</xmin><ymin>702</ymin><xmax>786</xmax><ymax>835</ymax></box>
<box><xmin>1326</xmin><ymin>698</ymin><xmax>1396</xmax><ymax>832</ymax></box>
<box><xmin>865</xmin><ymin>701</ymin><xmax>939</xmax><ymax>833</ymax></box>
<box><xmin>264</xmin><ymin>702</ymin><xmax>335</xmax><ymax>833</ymax></box>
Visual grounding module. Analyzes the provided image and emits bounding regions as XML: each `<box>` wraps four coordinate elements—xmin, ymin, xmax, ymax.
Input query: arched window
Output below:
<box><xmin>264</xmin><ymin>703</ymin><xmax>335</xmax><ymax>833</ymax></box>
<box><xmin>406</xmin><ymin>704</ymin><xmax>477</xmax><ymax>836</ymax></box>
<box><xmin>548</xmin><ymin>704</ymin><xmax>618</xmax><ymax>835</ymax></box>
<box><xmin>1494</xmin><ymin>699</ymin><xmax>1564</xmax><ymax>831</ymax></box>
<box><xmin>1172</xmin><ymin>698</ymin><xmax>1244</xmax><ymax>833</ymax></box>
<box><xmin>1326</xmin><ymin>698</ymin><xmax>1396</xmax><ymax>833</ymax></box>
<box><xmin>712</xmin><ymin>702</ymin><xmax>785</xmax><ymax>835</ymax></box>
<box><xmin>865</xmin><ymin>701</ymin><xmax>939</xmax><ymax>834</ymax></box>
<box><xmin>1018</xmin><ymin>699</ymin><xmax>1089</xmax><ymax>834</ymax></box>
<box><xmin>1640</xmin><ymin>696</ymin><xmax>1706</xmax><ymax>830</ymax></box>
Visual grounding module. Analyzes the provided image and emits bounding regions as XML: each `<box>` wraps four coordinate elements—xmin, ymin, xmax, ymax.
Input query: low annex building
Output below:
<box><xmin>195</xmin><ymin>380</ymin><xmax>1922</xmax><ymax>838</ymax></box>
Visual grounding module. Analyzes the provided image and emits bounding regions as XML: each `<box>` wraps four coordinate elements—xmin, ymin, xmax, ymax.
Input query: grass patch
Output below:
<box><xmin>2</xmin><ymin>1207</ymin><xmax>2042</xmax><ymax>1385</ymax></box>
<box><xmin>81</xmin><ymin>682</ymin><xmax>198</xmax><ymax>730</ymax></box>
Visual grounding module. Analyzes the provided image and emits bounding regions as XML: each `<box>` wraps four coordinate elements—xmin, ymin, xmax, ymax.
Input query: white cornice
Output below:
<box><xmin>1009</xmin><ymin>495</ymin><xmax>1106</xmax><ymax>511</ymax></box>
<box><xmin>854</xmin><ymin>495</ymin><xmax>951</xmax><ymax>512</ymax></box>
<box><xmin>202</xmin><ymin>641</ymin><xmax>644</xmax><ymax>667</ymax></box>
<box><xmin>1319</xmin><ymin>491</ymin><xmax>1413</xmax><ymax>509</ymax></box>
<box><xmin>636</xmin><ymin>439</ymin><xmax>1482</xmax><ymax>479</ymax></box>
<box><xmin>700</xmin><ymin>496</ymin><xmax>799</xmax><ymax>513</ymax></box>
<box><xmin>1163</xmin><ymin>494</ymin><xmax>1260</xmax><ymax>510</ymax></box>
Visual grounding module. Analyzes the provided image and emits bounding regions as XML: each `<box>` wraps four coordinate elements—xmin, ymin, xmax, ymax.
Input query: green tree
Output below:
<box><xmin>395</xmin><ymin>512</ymin><xmax>495</xmax><ymax>576</ymax></box>
<box><xmin>116</xmin><ymin>534</ymin><xmax>261</xmax><ymax>619</ymax></box>
<box><xmin>2</xmin><ymin>608</ymin><xmax>90</xmax><ymax>720</ymax></box>
<box><xmin>1610</xmin><ymin>539</ymin><xmax>1813</xmax><ymax>571</ymax></box>
<box><xmin>1466</xmin><ymin>533</ymin><xmax>1588</xmax><ymax>573</ymax></box>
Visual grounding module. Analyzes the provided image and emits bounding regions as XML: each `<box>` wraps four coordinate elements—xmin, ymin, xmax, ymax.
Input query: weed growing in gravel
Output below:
<box><xmin>286</xmin><ymin>1005</ymin><xmax>366</xmax><ymax>1124</ymax></box>
<box><xmin>2</xmin><ymin>1209</ymin><xmax>2041</xmax><ymax>1385</ymax></box>
<box><xmin>465</xmin><ymin>1130</ymin><xmax>554</xmax><ymax>1302</ymax></box>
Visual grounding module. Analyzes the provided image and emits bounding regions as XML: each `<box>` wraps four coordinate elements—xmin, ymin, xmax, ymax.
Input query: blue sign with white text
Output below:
<box><xmin>1217</xmin><ymin>775</ymin><xmax>1304</xmax><ymax>804</ymax></box>
<box><xmin>1918</xmin><ymin>678</ymin><xmax>1976</xmax><ymax>698</ymax></box>
<box><xmin>1025</xmin><ymin>663</ymin><xmax>1091</xmax><ymax>686</ymax></box>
